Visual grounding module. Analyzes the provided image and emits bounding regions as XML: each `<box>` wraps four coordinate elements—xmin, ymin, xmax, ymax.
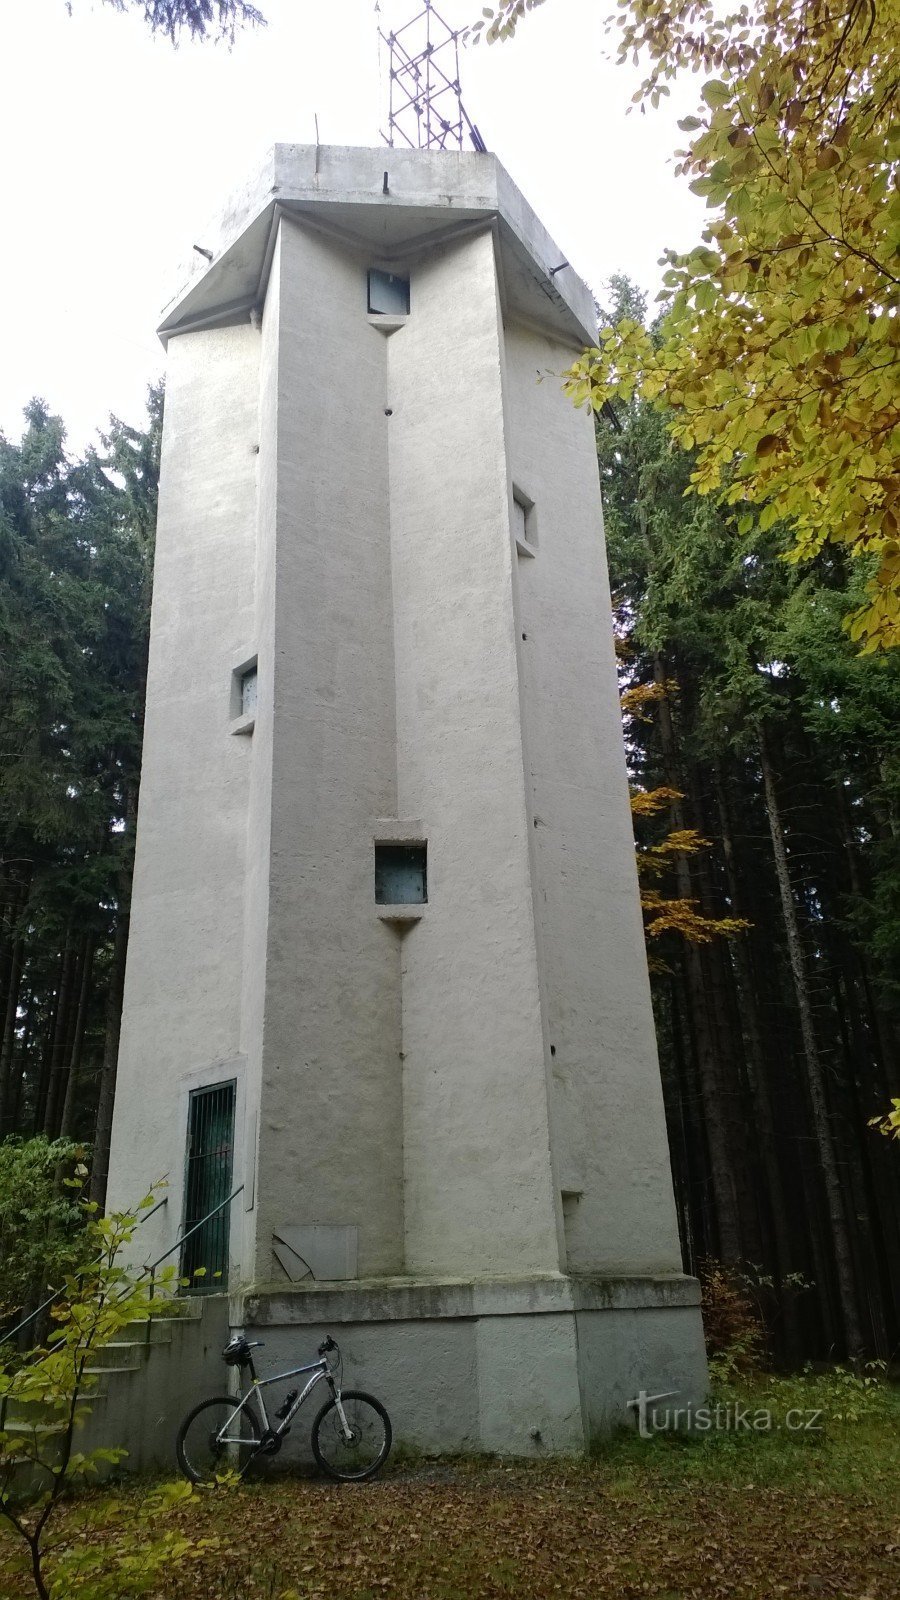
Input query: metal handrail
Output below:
<box><xmin>2</xmin><ymin>1288</ymin><xmax>69</xmax><ymax>1351</ymax></box>
<box><xmin>134</xmin><ymin>1194</ymin><xmax>170</xmax><ymax>1228</ymax></box>
<box><xmin>2</xmin><ymin>1182</ymin><xmax>247</xmax><ymax>1376</ymax></box>
<box><xmin>146</xmin><ymin>1184</ymin><xmax>244</xmax><ymax>1278</ymax></box>
<box><xmin>0</xmin><ymin>1194</ymin><xmax>170</xmax><ymax>1349</ymax></box>
<box><xmin>3</xmin><ymin>1180</ymin><xmax>246</xmax><ymax>1353</ymax></box>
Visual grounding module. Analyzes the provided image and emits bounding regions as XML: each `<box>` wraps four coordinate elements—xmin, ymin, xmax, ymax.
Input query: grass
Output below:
<box><xmin>1</xmin><ymin>1377</ymin><xmax>898</xmax><ymax>1599</ymax></box>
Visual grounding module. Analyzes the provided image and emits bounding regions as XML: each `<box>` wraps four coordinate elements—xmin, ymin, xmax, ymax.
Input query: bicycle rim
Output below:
<box><xmin>177</xmin><ymin>1396</ymin><xmax>260</xmax><ymax>1485</ymax></box>
<box><xmin>312</xmin><ymin>1390</ymin><xmax>392</xmax><ymax>1481</ymax></box>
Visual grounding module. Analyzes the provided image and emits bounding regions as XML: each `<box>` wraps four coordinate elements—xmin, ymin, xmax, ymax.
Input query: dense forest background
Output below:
<box><xmin>0</xmin><ymin>279</ymin><xmax>897</xmax><ymax>1362</ymax></box>
<box><xmin>601</xmin><ymin>281</ymin><xmax>900</xmax><ymax>1366</ymax></box>
<box><xmin>0</xmin><ymin>392</ymin><xmax>161</xmax><ymax>1206</ymax></box>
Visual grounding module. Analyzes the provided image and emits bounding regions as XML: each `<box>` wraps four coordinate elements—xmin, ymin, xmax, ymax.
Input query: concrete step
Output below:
<box><xmin>124</xmin><ymin>1299</ymin><xmax>202</xmax><ymax>1335</ymax></box>
<box><xmin>121</xmin><ymin>1319</ymin><xmax>178</xmax><ymax>1343</ymax></box>
<box><xmin>2</xmin><ymin>1420</ymin><xmax>71</xmax><ymax>1437</ymax></box>
<box><xmin>1</xmin><ymin>1294</ymin><xmax>212</xmax><ymax>1485</ymax></box>
<box><xmin>164</xmin><ymin>1297</ymin><xmax>205</xmax><ymax>1321</ymax></box>
<box><xmin>86</xmin><ymin>1343</ymin><xmax>153</xmax><ymax>1370</ymax></box>
<box><xmin>2</xmin><ymin>1385</ymin><xmax>109</xmax><ymax>1422</ymax></box>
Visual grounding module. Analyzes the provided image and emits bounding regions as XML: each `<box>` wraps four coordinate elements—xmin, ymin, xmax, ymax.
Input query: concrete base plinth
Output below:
<box><xmin>234</xmin><ymin>1273</ymin><xmax>708</xmax><ymax>1458</ymax></box>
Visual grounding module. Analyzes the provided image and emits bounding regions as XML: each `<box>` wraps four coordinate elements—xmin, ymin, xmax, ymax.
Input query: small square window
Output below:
<box><xmin>240</xmin><ymin>666</ymin><xmax>258</xmax><ymax>718</ymax></box>
<box><xmin>368</xmin><ymin>269</ymin><xmax>410</xmax><ymax>317</ymax></box>
<box><xmin>375</xmin><ymin>843</ymin><xmax>427</xmax><ymax>905</ymax></box>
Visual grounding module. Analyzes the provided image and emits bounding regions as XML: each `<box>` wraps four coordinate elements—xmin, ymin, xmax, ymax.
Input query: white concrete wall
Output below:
<box><xmin>80</xmin><ymin>1280</ymin><xmax>706</xmax><ymax>1472</ymax></box>
<box><xmin>502</xmin><ymin>322</ymin><xmax>683</xmax><ymax>1275</ymax></box>
<box><xmin>106</xmin><ymin>325</ymin><xmax>261</xmax><ymax>1265</ymax></box>
<box><xmin>232</xmin><ymin>1274</ymin><xmax>707</xmax><ymax>1461</ymax></box>
<box><xmin>109</xmin><ymin>149</ymin><xmax>685</xmax><ymax>1306</ymax></box>
<box><xmin>388</xmin><ymin>229</ymin><xmax>562</xmax><ymax>1278</ymax></box>
<box><xmin>250</xmin><ymin>217</ymin><xmax>404</xmax><ymax>1282</ymax></box>
<box><xmin>238</xmin><ymin>238</ymin><xmax>280</xmax><ymax>1279</ymax></box>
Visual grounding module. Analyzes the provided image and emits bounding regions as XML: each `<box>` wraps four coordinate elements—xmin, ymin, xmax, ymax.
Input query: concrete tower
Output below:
<box><xmin>106</xmin><ymin>145</ymin><xmax>706</xmax><ymax>1454</ymax></box>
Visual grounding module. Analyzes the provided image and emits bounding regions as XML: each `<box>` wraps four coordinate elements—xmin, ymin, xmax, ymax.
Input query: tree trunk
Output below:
<box><xmin>713</xmin><ymin>761</ymin><xmax>803</xmax><ymax>1365</ymax></box>
<box><xmin>758</xmin><ymin>724</ymin><xmax>865</xmax><ymax>1359</ymax></box>
<box><xmin>43</xmin><ymin>930</ymin><xmax>76</xmax><ymax>1138</ymax></box>
<box><xmin>59</xmin><ymin>936</ymin><xmax>95</xmax><ymax>1140</ymax></box>
<box><xmin>834</xmin><ymin>778</ymin><xmax>900</xmax><ymax>1099</ymax></box>
<box><xmin>34</xmin><ymin>959</ymin><xmax>64</xmax><ymax>1135</ymax></box>
<box><xmin>90</xmin><ymin>899</ymin><xmax>130</xmax><ymax>1208</ymax></box>
<box><xmin>688</xmin><ymin>760</ymin><xmax>764</xmax><ymax>1264</ymax></box>
<box><xmin>653</xmin><ymin>656</ymin><xmax>744</xmax><ymax>1264</ymax></box>
<box><xmin>669</xmin><ymin>973</ymin><xmax>716</xmax><ymax>1269</ymax></box>
<box><xmin>0</xmin><ymin>935</ymin><xmax>24</xmax><ymax>1135</ymax></box>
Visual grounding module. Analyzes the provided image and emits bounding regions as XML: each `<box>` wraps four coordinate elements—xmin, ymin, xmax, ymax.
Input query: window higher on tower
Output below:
<box><xmin>368</xmin><ymin>269</ymin><xmax>410</xmax><ymax>317</ymax></box>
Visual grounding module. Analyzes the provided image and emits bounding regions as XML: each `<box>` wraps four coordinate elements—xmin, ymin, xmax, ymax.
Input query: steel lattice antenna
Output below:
<box><xmin>378</xmin><ymin>0</ymin><xmax>487</xmax><ymax>153</ymax></box>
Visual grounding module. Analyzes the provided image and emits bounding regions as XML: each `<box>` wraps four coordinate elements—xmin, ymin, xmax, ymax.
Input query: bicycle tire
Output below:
<box><xmin>311</xmin><ymin>1389</ymin><xmax>392</xmax><ymax>1482</ymax></box>
<box><xmin>176</xmin><ymin>1394</ymin><xmax>261</xmax><ymax>1485</ymax></box>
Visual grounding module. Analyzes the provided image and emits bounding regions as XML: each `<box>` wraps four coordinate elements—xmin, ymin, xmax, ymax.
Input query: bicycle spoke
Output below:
<box><xmin>177</xmin><ymin>1397</ymin><xmax>259</xmax><ymax>1485</ymax></box>
<box><xmin>312</xmin><ymin>1391</ymin><xmax>391</xmax><ymax>1481</ymax></box>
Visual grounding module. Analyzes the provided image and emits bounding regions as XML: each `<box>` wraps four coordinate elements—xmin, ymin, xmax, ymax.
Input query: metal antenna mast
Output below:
<box><xmin>378</xmin><ymin>0</ymin><xmax>487</xmax><ymax>153</ymax></box>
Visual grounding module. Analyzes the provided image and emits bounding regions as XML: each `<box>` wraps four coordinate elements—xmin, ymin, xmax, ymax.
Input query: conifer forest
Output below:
<box><xmin>0</xmin><ymin>392</ymin><xmax>161</xmax><ymax>1207</ymax></box>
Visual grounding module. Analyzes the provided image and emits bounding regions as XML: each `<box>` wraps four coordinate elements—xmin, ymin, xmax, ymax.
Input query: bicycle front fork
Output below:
<box><xmin>329</xmin><ymin>1380</ymin><xmax>354</xmax><ymax>1443</ymax></box>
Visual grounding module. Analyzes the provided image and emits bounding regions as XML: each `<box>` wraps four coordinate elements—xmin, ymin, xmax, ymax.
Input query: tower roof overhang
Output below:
<box><xmin>157</xmin><ymin>145</ymin><xmax>598</xmax><ymax>352</ymax></box>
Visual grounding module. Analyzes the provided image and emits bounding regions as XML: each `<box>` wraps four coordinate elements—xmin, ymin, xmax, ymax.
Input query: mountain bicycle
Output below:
<box><xmin>175</xmin><ymin>1333</ymin><xmax>392</xmax><ymax>1485</ymax></box>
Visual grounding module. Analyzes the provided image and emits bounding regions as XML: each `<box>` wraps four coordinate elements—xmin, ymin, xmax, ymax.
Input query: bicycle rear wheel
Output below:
<box><xmin>311</xmin><ymin>1389</ymin><xmax>392</xmax><ymax>1481</ymax></box>
<box><xmin>176</xmin><ymin>1395</ymin><xmax>260</xmax><ymax>1485</ymax></box>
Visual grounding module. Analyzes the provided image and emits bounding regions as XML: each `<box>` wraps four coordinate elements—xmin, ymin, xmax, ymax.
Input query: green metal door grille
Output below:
<box><xmin>182</xmin><ymin>1081</ymin><xmax>235</xmax><ymax>1293</ymax></box>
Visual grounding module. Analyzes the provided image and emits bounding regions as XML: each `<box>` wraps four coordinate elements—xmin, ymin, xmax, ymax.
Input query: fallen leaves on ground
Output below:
<box><xmin>2</xmin><ymin>1416</ymin><xmax>899</xmax><ymax>1599</ymax></box>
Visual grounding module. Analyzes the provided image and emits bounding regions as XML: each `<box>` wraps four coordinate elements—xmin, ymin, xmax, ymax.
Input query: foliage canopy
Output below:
<box><xmin>474</xmin><ymin>0</ymin><xmax>900</xmax><ymax>652</ymax></box>
<box><xmin>82</xmin><ymin>1</ymin><xmax>265</xmax><ymax>43</ymax></box>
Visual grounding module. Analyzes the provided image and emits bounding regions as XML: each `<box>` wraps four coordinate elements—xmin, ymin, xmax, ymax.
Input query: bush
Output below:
<box><xmin>700</xmin><ymin>1260</ymin><xmax>765</xmax><ymax>1382</ymax></box>
<box><xmin>0</xmin><ymin>1139</ymin><xmax>94</xmax><ymax>1335</ymax></box>
<box><xmin>0</xmin><ymin>1193</ymin><xmax>215</xmax><ymax>1599</ymax></box>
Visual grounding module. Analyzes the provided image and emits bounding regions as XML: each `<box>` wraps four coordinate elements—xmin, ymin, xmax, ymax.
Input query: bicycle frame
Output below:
<box><xmin>215</xmin><ymin>1352</ymin><xmax>352</xmax><ymax>1455</ymax></box>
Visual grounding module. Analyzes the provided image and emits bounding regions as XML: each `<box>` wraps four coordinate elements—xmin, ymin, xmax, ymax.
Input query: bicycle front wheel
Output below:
<box><xmin>311</xmin><ymin>1389</ymin><xmax>392</xmax><ymax>1481</ymax></box>
<box><xmin>176</xmin><ymin>1395</ymin><xmax>261</xmax><ymax>1485</ymax></box>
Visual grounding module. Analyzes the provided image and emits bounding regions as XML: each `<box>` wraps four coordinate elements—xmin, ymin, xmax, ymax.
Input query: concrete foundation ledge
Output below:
<box><xmin>228</xmin><ymin>1273</ymin><xmax>708</xmax><ymax>1458</ymax></box>
<box><xmin>235</xmin><ymin>1271</ymin><xmax>701</xmax><ymax>1326</ymax></box>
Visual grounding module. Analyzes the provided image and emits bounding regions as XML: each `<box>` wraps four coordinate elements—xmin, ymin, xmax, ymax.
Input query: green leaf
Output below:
<box><xmin>701</xmin><ymin>79</ymin><xmax>731</xmax><ymax>107</ymax></box>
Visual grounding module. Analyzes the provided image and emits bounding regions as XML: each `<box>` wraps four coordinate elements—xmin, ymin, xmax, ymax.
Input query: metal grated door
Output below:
<box><xmin>181</xmin><ymin>1081</ymin><xmax>235</xmax><ymax>1293</ymax></box>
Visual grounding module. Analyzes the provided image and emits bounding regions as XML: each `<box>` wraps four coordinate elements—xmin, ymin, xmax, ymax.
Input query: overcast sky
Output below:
<box><xmin>0</xmin><ymin>0</ymin><xmax>706</xmax><ymax>451</ymax></box>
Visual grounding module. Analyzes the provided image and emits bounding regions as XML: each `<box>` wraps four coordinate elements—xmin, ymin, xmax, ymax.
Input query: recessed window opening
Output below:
<box><xmin>230</xmin><ymin>654</ymin><xmax>258</xmax><ymax>734</ymax></box>
<box><xmin>375</xmin><ymin>842</ymin><xmax>427</xmax><ymax>905</ymax></box>
<box><xmin>513</xmin><ymin>487</ymin><xmax>537</xmax><ymax>554</ymax></box>
<box><xmin>368</xmin><ymin>269</ymin><xmax>410</xmax><ymax>316</ymax></box>
<box><xmin>240</xmin><ymin>666</ymin><xmax>258</xmax><ymax>718</ymax></box>
<box><xmin>182</xmin><ymin>1080</ymin><xmax>236</xmax><ymax>1294</ymax></box>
